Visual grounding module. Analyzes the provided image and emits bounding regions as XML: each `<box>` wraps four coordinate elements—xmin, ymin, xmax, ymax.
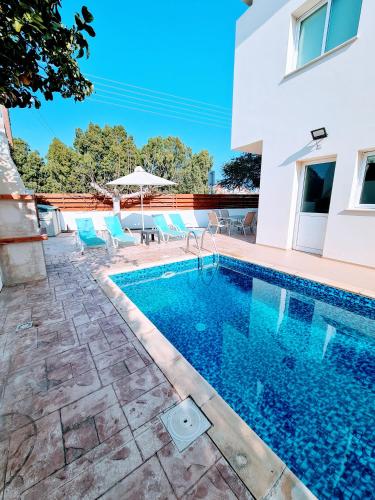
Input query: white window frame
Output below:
<box><xmin>294</xmin><ymin>0</ymin><xmax>332</xmax><ymax>69</ymax></box>
<box><xmin>356</xmin><ymin>151</ymin><xmax>375</xmax><ymax>209</ymax></box>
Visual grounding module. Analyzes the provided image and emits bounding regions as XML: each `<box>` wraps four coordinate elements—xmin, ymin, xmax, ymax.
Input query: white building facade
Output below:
<box><xmin>233</xmin><ymin>0</ymin><xmax>375</xmax><ymax>268</ymax></box>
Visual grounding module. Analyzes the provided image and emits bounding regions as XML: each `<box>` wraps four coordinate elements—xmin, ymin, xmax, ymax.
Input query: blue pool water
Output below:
<box><xmin>111</xmin><ymin>256</ymin><xmax>375</xmax><ymax>499</ymax></box>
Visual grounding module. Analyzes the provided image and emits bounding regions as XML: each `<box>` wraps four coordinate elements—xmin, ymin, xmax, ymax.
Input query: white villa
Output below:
<box><xmin>234</xmin><ymin>0</ymin><xmax>375</xmax><ymax>267</ymax></box>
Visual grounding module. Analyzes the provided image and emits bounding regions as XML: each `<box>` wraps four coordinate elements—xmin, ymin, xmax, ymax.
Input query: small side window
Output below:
<box><xmin>295</xmin><ymin>0</ymin><xmax>362</xmax><ymax>70</ymax></box>
<box><xmin>359</xmin><ymin>154</ymin><xmax>375</xmax><ymax>207</ymax></box>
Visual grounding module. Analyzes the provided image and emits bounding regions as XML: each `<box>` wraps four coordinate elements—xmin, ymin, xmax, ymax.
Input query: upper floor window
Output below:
<box><xmin>359</xmin><ymin>153</ymin><xmax>375</xmax><ymax>207</ymax></box>
<box><xmin>297</xmin><ymin>0</ymin><xmax>362</xmax><ymax>68</ymax></box>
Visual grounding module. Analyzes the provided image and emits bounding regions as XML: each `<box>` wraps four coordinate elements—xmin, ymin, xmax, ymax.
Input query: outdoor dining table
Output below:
<box><xmin>229</xmin><ymin>214</ymin><xmax>245</xmax><ymax>221</ymax></box>
<box><xmin>219</xmin><ymin>214</ymin><xmax>245</xmax><ymax>225</ymax></box>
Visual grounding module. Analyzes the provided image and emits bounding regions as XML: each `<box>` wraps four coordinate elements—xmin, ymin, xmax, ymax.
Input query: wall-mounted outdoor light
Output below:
<box><xmin>311</xmin><ymin>127</ymin><xmax>328</xmax><ymax>141</ymax></box>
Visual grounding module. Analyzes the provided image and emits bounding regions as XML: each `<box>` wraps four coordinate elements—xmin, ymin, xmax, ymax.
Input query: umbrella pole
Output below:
<box><xmin>140</xmin><ymin>185</ymin><xmax>145</xmax><ymax>230</ymax></box>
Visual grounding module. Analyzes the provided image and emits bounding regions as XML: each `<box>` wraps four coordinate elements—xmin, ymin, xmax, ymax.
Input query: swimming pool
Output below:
<box><xmin>111</xmin><ymin>255</ymin><xmax>375</xmax><ymax>499</ymax></box>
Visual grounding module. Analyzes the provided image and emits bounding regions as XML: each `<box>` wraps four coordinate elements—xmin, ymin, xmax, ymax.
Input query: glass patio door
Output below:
<box><xmin>293</xmin><ymin>161</ymin><xmax>336</xmax><ymax>254</ymax></box>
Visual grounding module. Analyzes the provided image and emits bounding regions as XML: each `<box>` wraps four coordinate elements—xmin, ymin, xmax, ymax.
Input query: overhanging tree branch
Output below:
<box><xmin>0</xmin><ymin>1</ymin><xmax>95</xmax><ymax>108</ymax></box>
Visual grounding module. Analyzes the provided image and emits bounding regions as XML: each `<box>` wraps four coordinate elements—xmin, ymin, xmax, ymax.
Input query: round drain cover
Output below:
<box><xmin>166</xmin><ymin>404</ymin><xmax>205</xmax><ymax>442</ymax></box>
<box><xmin>195</xmin><ymin>322</ymin><xmax>206</xmax><ymax>332</ymax></box>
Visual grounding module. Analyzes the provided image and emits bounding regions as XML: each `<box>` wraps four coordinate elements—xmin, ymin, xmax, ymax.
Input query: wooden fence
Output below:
<box><xmin>36</xmin><ymin>193</ymin><xmax>259</xmax><ymax>211</ymax></box>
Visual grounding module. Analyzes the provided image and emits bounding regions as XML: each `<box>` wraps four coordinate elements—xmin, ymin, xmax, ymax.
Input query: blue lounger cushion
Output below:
<box><xmin>152</xmin><ymin>214</ymin><xmax>184</xmax><ymax>237</ymax></box>
<box><xmin>169</xmin><ymin>213</ymin><xmax>204</xmax><ymax>236</ymax></box>
<box><xmin>104</xmin><ymin>215</ymin><xmax>136</xmax><ymax>244</ymax></box>
<box><xmin>76</xmin><ymin>218</ymin><xmax>106</xmax><ymax>247</ymax></box>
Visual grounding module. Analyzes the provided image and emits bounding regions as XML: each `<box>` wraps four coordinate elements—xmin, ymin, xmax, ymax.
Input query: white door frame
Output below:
<box><xmin>293</xmin><ymin>157</ymin><xmax>336</xmax><ymax>255</ymax></box>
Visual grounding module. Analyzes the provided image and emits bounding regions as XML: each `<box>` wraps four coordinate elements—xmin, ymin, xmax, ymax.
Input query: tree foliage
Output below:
<box><xmin>12</xmin><ymin>123</ymin><xmax>214</xmax><ymax>194</ymax></box>
<box><xmin>74</xmin><ymin>123</ymin><xmax>140</xmax><ymax>188</ymax></box>
<box><xmin>0</xmin><ymin>1</ymin><xmax>95</xmax><ymax>108</ymax></box>
<box><xmin>179</xmin><ymin>151</ymin><xmax>212</xmax><ymax>194</ymax></box>
<box><xmin>220</xmin><ymin>153</ymin><xmax>261</xmax><ymax>191</ymax></box>
<box><xmin>140</xmin><ymin>136</ymin><xmax>212</xmax><ymax>194</ymax></box>
<box><xmin>10</xmin><ymin>137</ymin><xmax>45</xmax><ymax>191</ymax></box>
<box><xmin>43</xmin><ymin>138</ymin><xmax>82</xmax><ymax>192</ymax></box>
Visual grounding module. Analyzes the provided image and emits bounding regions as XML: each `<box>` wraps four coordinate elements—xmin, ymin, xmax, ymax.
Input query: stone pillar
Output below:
<box><xmin>0</xmin><ymin>107</ymin><xmax>47</xmax><ymax>285</ymax></box>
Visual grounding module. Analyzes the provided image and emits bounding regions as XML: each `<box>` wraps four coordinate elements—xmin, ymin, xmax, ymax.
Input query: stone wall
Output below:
<box><xmin>0</xmin><ymin>107</ymin><xmax>47</xmax><ymax>285</ymax></box>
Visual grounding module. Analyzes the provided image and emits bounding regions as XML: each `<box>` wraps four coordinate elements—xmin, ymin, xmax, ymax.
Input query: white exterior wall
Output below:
<box><xmin>232</xmin><ymin>0</ymin><xmax>375</xmax><ymax>268</ymax></box>
<box><xmin>57</xmin><ymin>208</ymin><xmax>254</xmax><ymax>231</ymax></box>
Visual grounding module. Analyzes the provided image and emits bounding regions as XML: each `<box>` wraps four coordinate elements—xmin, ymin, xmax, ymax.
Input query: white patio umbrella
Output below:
<box><xmin>107</xmin><ymin>166</ymin><xmax>176</xmax><ymax>230</ymax></box>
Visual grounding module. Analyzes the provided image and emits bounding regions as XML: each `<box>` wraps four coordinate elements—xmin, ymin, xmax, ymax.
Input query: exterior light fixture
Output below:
<box><xmin>311</xmin><ymin>127</ymin><xmax>328</xmax><ymax>141</ymax></box>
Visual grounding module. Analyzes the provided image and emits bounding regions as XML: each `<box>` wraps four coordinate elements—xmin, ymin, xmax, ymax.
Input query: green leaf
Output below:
<box><xmin>74</xmin><ymin>14</ymin><xmax>84</xmax><ymax>30</ymax></box>
<box><xmin>81</xmin><ymin>6</ymin><xmax>94</xmax><ymax>23</ymax></box>
<box><xmin>82</xmin><ymin>24</ymin><xmax>95</xmax><ymax>37</ymax></box>
<box><xmin>13</xmin><ymin>19</ymin><xmax>23</xmax><ymax>32</ymax></box>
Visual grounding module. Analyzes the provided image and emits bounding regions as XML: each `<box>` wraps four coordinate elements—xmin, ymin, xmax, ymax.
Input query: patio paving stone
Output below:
<box><xmin>123</xmin><ymin>381</ymin><xmax>180</xmax><ymax>430</ymax></box>
<box><xmin>93</xmin><ymin>343</ymin><xmax>137</xmax><ymax>371</ymax></box>
<box><xmin>75</xmin><ymin>320</ymin><xmax>103</xmax><ymax>344</ymax></box>
<box><xmin>3</xmin><ymin>411</ymin><xmax>64</xmax><ymax>499</ymax></box>
<box><xmin>88</xmin><ymin>336</ymin><xmax>111</xmax><ymax>356</ymax></box>
<box><xmin>22</xmin><ymin>428</ymin><xmax>133</xmax><ymax>500</ymax></box>
<box><xmin>94</xmin><ymin>403</ymin><xmax>128</xmax><ymax>442</ymax></box>
<box><xmin>215</xmin><ymin>457</ymin><xmax>255</xmax><ymax>499</ymax></box>
<box><xmin>125</xmin><ymin>352</ymin><xmax>146</xmax><ymax>373</ymax></box>
<box><xmin>113</xmin><ymin>364</ymin><xmax>166</xmax><ymax>405</ymax></box>
<box><xmin>46</xmin><ymin>344</ymin><xmax>95</xmax><ymax>377</ymax></box>
<box><xmin>60</xmin><ymin>386</ymin><xmax>117</xmax><ymax>430</ymax></box>
<box><xmin>157</xmin><ymin>435</ymin><xmax>221</xmax><ymax>497</ymax></box>
<box><xmin>101</xmin><ymin>456</ymin><xmax>175</xmax><ymax>499</ymax></box>
<box><xmin>102</xmin><ymin>324</ymin><xmax>133</xmax><ymax>348</ymax></box>
<box><xmin>183</xmin><ymin>465</ymin><xmax>238</xmax><ymax>499</ymax></box>
<box><xmin>0</xmin><ymin>235</ymin><xmax>255</xmax><ymax>499</ymax></box>
<box><xmin>2</xmin><ymin>362</ymin><xmax>48</xmax><ymax>404</ymax></box>
<box><xmin>4</xmin><ymin>369</ymin><xmax>101</xmax><ymax>421</ymax></box>
<box><xmin>134</xmin><ymin>416</ymin><xmax>172</xmax><ymax>460</ymax></box>
<box><xmin>48</xmin><ymin>440</ymin><xmax>142</xmax><ymax>500</ymax></box>
<box><xmin>98</xmin><ymin>360</ymin><xmax>130</xmax><ymax>386</ymax></box>
<box><xmin>63</xmin><ymin>416</ymin><xmax>99</xmax><ymax>464</ymax></box>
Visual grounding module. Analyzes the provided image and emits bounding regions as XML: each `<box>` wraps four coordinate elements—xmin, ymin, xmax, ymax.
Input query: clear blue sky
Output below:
<box><xmin>10</xmin><ymin>0</ymin><xmax>247</xmax><ymax>178</ymax></box>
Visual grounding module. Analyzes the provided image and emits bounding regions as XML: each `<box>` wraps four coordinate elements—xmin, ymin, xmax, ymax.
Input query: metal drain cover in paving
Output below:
<box><xmin>161</xmin><ymin>398</ymin><xmax>211</xmax><ymax>452</ymax></box>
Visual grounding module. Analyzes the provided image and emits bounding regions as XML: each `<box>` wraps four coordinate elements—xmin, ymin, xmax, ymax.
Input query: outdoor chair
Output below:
<box><xmin>169</xmin><ymin>213</ymin><xmax>204</xmax><ymax>238</ymax></box>
<box><xmin>75</xmin><ymin>218</ymin><xmax>107</xmax><ymax>254</ymax></box>
<box><xmin>104</xmin><ymin>215</ymin><xmax>136</xmax><ymax>248</ymax></box>
<box><xmin>220</xmin><ymin>209</ymin><xmax>230</xmax><ymax>219</ymax></box>
<box><xmin>152</xmin><ymin>214</ymin><xmax>185</xmax><ymax>242</ymax></box>
<box><xmin>207</xmin><ymin>211</ymin><xmax>231</xmax><ymax>235</ymax></box>
<box><xmin>233</xmin><ymin>211</ymin><xmax>256</xmax><ymax>235</ymax></box>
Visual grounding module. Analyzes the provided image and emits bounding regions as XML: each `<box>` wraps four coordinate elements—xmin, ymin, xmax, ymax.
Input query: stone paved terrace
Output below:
<box><xmin>1</xmin><ymin>232</ymin><xmax>375</xmax><ymax>500</ymax></box>
<box><xmin>0</xmin><ymin>233</ymin><xmax>256</xmax><ymax>500</ymax></box>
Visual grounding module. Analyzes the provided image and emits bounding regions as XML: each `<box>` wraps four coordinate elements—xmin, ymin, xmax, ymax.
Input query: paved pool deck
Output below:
<box><xmin>1</xmin><ymin>232</ymin><xmax>374</xmax><ymax>499</ymax></box>
<box><xmin>0</xmin><ymin>233</ymin><xmax>255</xmax><ymax>500</ymax></box>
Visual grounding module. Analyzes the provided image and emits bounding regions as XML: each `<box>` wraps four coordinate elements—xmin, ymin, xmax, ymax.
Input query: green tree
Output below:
<box><xmin>0</xmin><ymin>1</ymin><xmax>95</xmax><ymax>108</ymax></box>
<box><xmin>12</xmin><ymin>126</ymin><xmax>214</xmax><ymax>194</ymax></box>
<box><xmin>141</xmin><ymin>136</ymin><xmax>191</xmax><ymax>182</ymax></box>
<box><xmin>220</xmin><ymin>153</ymin><xmax>261</xmax><ymax>191</ymax></box>
<box><xmin>43</xmin><ymin>138</ymin><xmax>83</xmax><ymax>192</ymax></box>
<box><xmin>178</xmin><ymin>150</ymin><xmax>212</xmax><ymax>194</ymax></box>
<box><xmin>10</xmin><ymin>137</ymin><xmax>45</xmax><ymax>191</ymax></box>
<box><xmin>73</xmin><ymin>123</ymin><xmax>140</xmax><ymax>191</ymax></box>
<box><xmin>140</xmin><ymin>136</ymin><xmax>212</xmax><ymax>193</ymax></box>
